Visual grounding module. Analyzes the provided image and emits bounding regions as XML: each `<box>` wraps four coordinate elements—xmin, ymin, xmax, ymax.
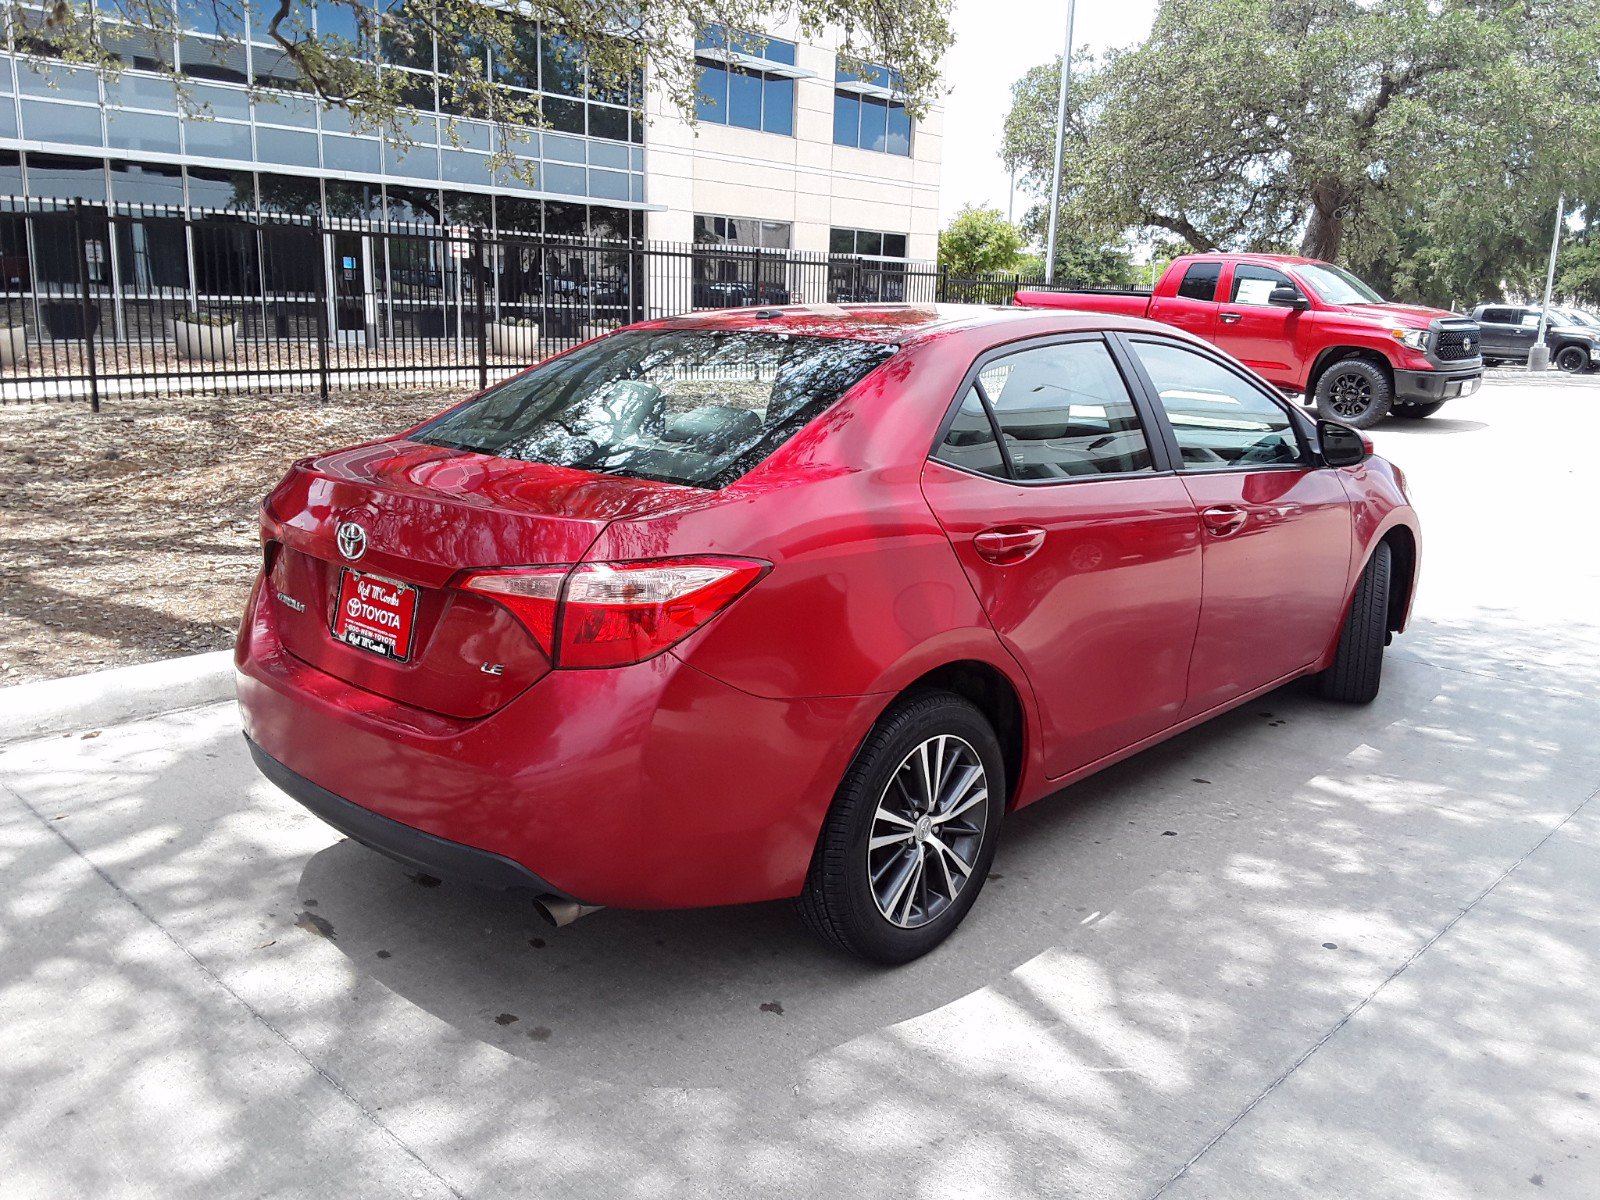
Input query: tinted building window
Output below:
<box><xmin>694</xmin><ymin>25</ymin><xmax>796</xmax><ymax>135</ymax></box>
<box><xmin>834</xmin><ymin>57</ymin><xmax>911</xmax><ymax>155</ymax></box>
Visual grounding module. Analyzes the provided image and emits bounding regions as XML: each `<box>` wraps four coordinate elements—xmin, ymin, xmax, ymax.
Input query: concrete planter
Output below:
<box><xmin>169</xmin><ymin>318</ymin><xmax>238</xmax><ymax>362</ymax></box>
<box><xmin>581</xmin><ymin>323</ymin><xmax>618</xmax><ymax>341</ymax></box>
<box><xmin>489</xmin><ymin>321</ymin><xmax>539</xmax><ymax>359</ymax></box>
<box><xmin>0</xmin><ymin>324</ymin><xmax>27</xmax><ymax>366</ymax></box>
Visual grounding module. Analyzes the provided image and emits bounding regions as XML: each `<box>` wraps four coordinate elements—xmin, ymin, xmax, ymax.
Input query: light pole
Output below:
<box><xmin>1042</xmin><ymin>0</ymin><xmax>1077</xmax><ymax>286</ymax></box>
<box><xmin>1529</xmin><ymin>193</ymin><xmax>1564</xmax><ymax>373</ymax></box>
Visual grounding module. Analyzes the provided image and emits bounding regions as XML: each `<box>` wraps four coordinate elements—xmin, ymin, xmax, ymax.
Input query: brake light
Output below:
<box><xmin>457</xmin><ymin>556</ymin><xmax>768</xmax><ymax>668</ymax></box>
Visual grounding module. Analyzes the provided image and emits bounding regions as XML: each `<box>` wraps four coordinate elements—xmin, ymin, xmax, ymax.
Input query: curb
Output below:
<box><xmin>0</xmin><ymin>651</ymin><xmax>236</xmax><ymax>747</ymax></box>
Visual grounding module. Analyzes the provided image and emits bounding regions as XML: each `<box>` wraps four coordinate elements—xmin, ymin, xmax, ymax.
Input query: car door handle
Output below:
<box><xmin>1219</xmin><ymin>311</ymin><xmax>1243</xmax><ymax>324</ymax></box>
<box><xmin>974</xmin><ymin>525</ymin><xmax>1046</xmax><ymax>564</ymax></box>
<box><xmin>1201</xmin><ymin>505</ymin><xmax>1248</xmax><ymax>536</ymax></box>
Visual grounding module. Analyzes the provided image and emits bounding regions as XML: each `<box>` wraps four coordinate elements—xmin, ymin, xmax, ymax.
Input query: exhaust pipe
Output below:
<box><xmin>532</xmin><ymin>894</ymin><xmax>605</xmax><ymax>928</ymax></box>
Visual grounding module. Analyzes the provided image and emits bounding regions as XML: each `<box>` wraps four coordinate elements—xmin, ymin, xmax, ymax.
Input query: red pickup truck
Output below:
<box><xmin>1017</xmin><ymin>253</ymin><xmax>1483</xmax><ymax>427</ymax></box>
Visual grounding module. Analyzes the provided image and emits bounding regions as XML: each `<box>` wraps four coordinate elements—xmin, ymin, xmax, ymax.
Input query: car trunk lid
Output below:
<box><xmin>262</xmin><ymin>439</ymin><xmax>708</xmax><ymax>718</ymax></box>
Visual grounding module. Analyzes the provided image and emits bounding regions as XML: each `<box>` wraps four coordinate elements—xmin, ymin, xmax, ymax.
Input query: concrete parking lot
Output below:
<box><xmin>3</xmin><ymin>371</ymin><xmax>1598</xmax><ymax>1199</ymax></box>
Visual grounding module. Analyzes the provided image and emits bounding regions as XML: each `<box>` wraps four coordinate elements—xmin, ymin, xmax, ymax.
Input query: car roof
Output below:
<box><xmin>641</xmin><ymin>303</ymin><xmax>1197</xmax><ymax>347</ymax></box>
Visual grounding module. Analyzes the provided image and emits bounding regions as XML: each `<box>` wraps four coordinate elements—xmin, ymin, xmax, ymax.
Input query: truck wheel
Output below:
<box><xmin>1317</xmin><ymin>542</ymin><xmax>1392</xmax><ymax>705</ymax></box>
<box><xmin>1395</xmin><ymin>401</ymin><xmax>1445</xmax><ymax>419</ymax></box>
<box><xmin>1554</xmin><ymin>345</ymin><xmax>1590</xmax><ymax>373</ymax></box>
<box><xmin>1315</xmin><ymin>359</ymin><xmax>1392</xmax><ymax>429</ymax></box>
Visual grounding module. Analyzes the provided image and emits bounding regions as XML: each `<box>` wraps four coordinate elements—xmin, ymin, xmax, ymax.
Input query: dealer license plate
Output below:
<box><xmin>332</xmin><ymin>569</ymin><xmax>418</xmax><ymax>661</ymax></box>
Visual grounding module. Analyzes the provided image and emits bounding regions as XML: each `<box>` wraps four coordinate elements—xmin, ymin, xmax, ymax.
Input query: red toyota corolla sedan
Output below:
<box><xmin>238</xmin><ymin>305</ymin><xmax>1419</xmax><ymax>963</ymax></box>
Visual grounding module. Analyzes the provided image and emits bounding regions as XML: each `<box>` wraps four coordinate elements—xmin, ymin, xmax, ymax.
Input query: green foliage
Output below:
<box><xmin>938</xmin><ymin>206</ymin><xmax>1024</xmax><ymax>276</ymax></box>
<box><xmin>12</xmin><ymin>0</ymin><xmax>953</xmax><ymax>185</ymax></box>
<box><xmin>1042</xmin><ymin>232</ymin><xmax>1139</xmax><ymax>289</ymax></box>
<box><xmin>1002</xmin><ymin>0</ymin><xmax>1600</xmax><ymax>305</ymax></box>
<box><xmin>1557</xmin><ymin>220</ymin><xmax>1600</xmax><ymax>307</ymax></box>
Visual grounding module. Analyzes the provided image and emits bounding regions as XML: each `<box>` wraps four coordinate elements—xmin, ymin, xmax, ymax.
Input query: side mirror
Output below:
<box><xmin>1270</xmin><ymin>285</ymin><xmax>1309</xmax><ymax>310</ymax></box>
<box><xmin>1318</xmin><ymin>419</ymin><xmax>1370</xmax><ymax>467</ymax></box>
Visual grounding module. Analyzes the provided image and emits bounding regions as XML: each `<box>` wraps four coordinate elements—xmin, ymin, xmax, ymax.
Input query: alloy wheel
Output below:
<box><xmin>1328</xmin><ymin>371</ymin><xmax>1374</xmax><ymax>420</ymax></box>
<box><xmin>867</xmin><ymin>735</ymin><xmax>989</xmax><ymax>929</ymax></box>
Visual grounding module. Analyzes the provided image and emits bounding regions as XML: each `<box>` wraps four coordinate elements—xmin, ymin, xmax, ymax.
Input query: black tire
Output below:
<box><xmin>1317</xmin><ymin>541</ymin><xmax>1392</xmax><ymax>704</ymax></box>
<box><xmin>1314</xmin><ymin>358</ymin><xmax>1393</xmax><ymax>429</ymax></box>
<box><xmin>797</xmin><ymin>691</ymin><xmax>1005</xmax><ymax>964</ymax></box>
<box><xmin>1394</xmin><ymin>401</ymin><xmax>1445</xmax><ymax>419</ymax></box>
<box><xmin>1554</xmin><ymin>344</ymin><xmax>1590</xmax><ymax>374</ymax></box>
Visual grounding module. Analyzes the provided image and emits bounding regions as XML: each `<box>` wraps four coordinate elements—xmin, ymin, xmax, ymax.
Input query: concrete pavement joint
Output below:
<box><xmin>0</xmin><ymin>774</ymin><xmax>468</xmax><ymax>1200</ymax></box>
<box><xmin>1144</xmin><ymin>779</ymin><xmax>1600</xmax><ymax>1199</ymax></box>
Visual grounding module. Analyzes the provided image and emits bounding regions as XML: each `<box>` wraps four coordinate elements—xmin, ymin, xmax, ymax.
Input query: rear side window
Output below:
<box><xmin>936</xmin><ymin>340</ymin><xmax>1154</xmax><ymax>481</ymax></box>
<box><xmin>1480</xmin><ymin>307</ymin><xmax>1516</xmax><ymax>324</ymax></box>
<box><xmin>934</xmin><ymin>386</ymin><xmax>1007</xmax><ymax>477</ymax></box>
<box><xmin>1131</xmin><ymin>339</ymin><xmax>1303</xmax><ymax>470</ymax></box>
<box><xmin>415</xmin><ymin>330</ymin><xmax>894</xmax><ymax>489</ymax></box>
<box><xmin>1177</xmin><ymin>262</ymin><xmax>1222</xmax><ymax>302</ymax></box>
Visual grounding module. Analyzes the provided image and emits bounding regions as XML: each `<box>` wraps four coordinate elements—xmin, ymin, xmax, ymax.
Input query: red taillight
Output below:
<box><xmin>457</xmin><ymin>565</ymin><xmax>569</xmax><ymax>657</ymax></box>
<box><xmin>457</xmin><ymin>556</ymin><xmax>768</xmax><ymax>668</ymax></box>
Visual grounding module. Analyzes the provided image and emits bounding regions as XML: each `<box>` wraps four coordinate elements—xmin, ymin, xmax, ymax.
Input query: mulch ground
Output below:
<box><xmin>0</xmin><ymin>387</ymin><xmax>467</xmax><ymax>686</ymax></box>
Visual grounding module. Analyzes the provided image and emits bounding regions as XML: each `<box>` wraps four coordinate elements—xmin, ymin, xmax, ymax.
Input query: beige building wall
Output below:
<box><xmin>643</xmin><ymin>21</ymin><xmax>943</xmax><ymax>263</ymax></box>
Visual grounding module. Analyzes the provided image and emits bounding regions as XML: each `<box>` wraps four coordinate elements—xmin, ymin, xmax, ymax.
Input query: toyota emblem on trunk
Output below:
<box><xmin>336</xmin><ymin>521</ymin><xmax>368</xmax><ymax>561</ymax></box>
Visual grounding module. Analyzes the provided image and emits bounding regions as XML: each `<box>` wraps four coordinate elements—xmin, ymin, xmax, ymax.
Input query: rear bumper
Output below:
<box><xmin>1394</xmin><ymin>366</ymin><xmax>1481</xmax><ymax>404</ymax></box>
<box><xmin>246</xmin><ymin>737</ymin><xmax>580</xmax><ymax>898</ymax></box>
<box><xmin>236</xmin><ymin>578</ymin><xmax>881</xmax><ymax>909</ymax></box>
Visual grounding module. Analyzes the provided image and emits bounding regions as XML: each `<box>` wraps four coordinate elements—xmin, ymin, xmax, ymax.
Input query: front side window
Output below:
<box><xmin>1519</xmin><ymin>311</ymin><xmax>1543</xmax><ymax>329</ymax></box>
<box><xmin>1177</xmin><ymin>262</ymin><xmax>1222</xmax><ymax>302</ymax></box>
<box><xmin>415</xmin><ymin>331</ymin><xmax>893</xmax><ymax>489</ymax></box>
<box><xmin>1131</xmin><ymin>340</ymin><xmax>1304</xmax><ymax>470</ymax></box>
<box><xmin>695</xmin><ymin>25</ymin><xmax>796</xmax><ymax>135</ymax></box>
<box><xmin>1230</xmin><ymin>264</ymin><xmax>1294</xmax><ymax>306</ymax></box>
<box><xmin>936</xmin><ymin>340</ymin><xmax>1154</xmax><ymax>481</ymax></box>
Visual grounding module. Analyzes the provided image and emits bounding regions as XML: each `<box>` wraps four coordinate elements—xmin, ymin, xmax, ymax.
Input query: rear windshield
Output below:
<box><xmin>414</xmin><ymin>329</ymin><xmax>895</xmax><ymax>489</ymax></box>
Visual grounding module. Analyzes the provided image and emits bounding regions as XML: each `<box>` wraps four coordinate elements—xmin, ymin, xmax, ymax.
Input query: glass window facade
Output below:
<box><xmin>833</xmin><ymin>57</ymin><xmax>911</xmax><ymax>155</ymax></box>
<box><xmin>694</xmin><ymin>25</ymin><xmax>796</xmax><ymax>135</ymax></box>
<box><xmin>0</xmin><ymin>1</ymin><xmax>646</xmax><ymax>216</ymax></box>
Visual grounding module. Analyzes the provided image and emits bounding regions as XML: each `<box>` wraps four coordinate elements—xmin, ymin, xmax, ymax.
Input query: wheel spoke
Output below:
<box><xmin>934</xmin><ymin>781</ymin><xmax>986</xmax><ymax>825</ymax></box>
<box><xmin>937</xmin><ymin>763</ymin><xmax>983</xmax><ymax>813</ymax></box>
<box><xmin>867</xmin><ymin>733</ymin><xmax>990</xmax><ymax>928</ymax></box>
<box><xmin>928</xmin><ymin>834</ymin><xmax>975</xmax><ymax>881</ymax></box>
<box><xmin>884</xmin><ymin>848</ymin><xmax>922</xmax><ymax>922</ymax></box>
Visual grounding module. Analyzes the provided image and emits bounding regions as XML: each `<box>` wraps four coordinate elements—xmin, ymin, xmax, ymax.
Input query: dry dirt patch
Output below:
<box><xmin>0</xmin><ymin>388</ymin><xmax>466</xmax><ymax>686</ymax></box>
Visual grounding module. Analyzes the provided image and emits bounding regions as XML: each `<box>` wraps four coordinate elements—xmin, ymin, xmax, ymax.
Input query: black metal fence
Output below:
<box><xmin>0</xmin><ymin>196</ymin><xmax>1045</xmax><ymax>409</ymax></box>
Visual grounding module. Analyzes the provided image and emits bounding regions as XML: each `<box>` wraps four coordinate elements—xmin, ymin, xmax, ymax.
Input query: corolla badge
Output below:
<box><xmin>336</xmin><ymin>521</ymin><xmax>368</xmax><ymax>561</ymax></box>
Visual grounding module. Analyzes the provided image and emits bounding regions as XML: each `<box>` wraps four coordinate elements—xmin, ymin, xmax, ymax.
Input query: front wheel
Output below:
<box><xmin>798</xmin><ymin>692</ymin><xmax>1004</xmax><ymax>964</ymax></box>
<box><xmin>1315</xmin><ymin>359</ymin><xmax>1393</xmax><ymax>429</ymax></box>
<box><xmin>1394</xmin><ymin>401</ymin><xmax>1445</xmax><ymax>419</ymax></box>
<box><xmin>1317</xmin><ymin>542</ymin><xmax>1392</xmax><ymax>704</ymax></box>
<box><xmin>1554</xmin><ymin>345</ymin><xmax>1591</xmax><ymax>374</ymax></box>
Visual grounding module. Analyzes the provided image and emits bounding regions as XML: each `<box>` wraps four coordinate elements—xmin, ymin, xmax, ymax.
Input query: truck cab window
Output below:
<box><xmin>1177</xmin><ymin>262</ymin><xmax>1222</xmax><ymax>302</ymax></box>
<box><xmin>1230</xmin><ymin>265</ymin><xmax>1294</xmax><ymax>306</ymax></box>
